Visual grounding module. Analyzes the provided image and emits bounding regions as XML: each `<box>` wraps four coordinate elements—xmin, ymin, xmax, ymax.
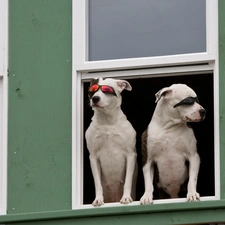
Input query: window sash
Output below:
<box><xmin>73</xmin><ymin>0</ymin><xmax>218</xmax><ymax>72</ymax></box>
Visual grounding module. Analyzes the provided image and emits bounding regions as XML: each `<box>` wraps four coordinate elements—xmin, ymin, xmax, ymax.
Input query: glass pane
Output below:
<box><xmin>88</xmin><ymin>0</ymin><xmax>206</xmax><ymax>61</ymax></box>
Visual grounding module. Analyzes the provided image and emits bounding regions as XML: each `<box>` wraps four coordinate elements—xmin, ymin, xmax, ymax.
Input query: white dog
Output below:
<box><xmin>140</xmin><ymin>84</ymin><xmax>206</xmax><ymax>204</ymax></box>
<box><xmin>85</xmin><ymin>77</ymin><xmax>137</xmax><ymax>206</ymax></box>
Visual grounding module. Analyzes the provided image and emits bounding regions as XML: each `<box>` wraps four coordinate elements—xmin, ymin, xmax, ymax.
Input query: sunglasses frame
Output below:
<box><xmin>174</xmin><ymin>96</ymin><xmax>199</xmax><ymax>108</ymax></box>
<box><xmin>88</xmin><ymin>84</ymin><xmax>117</xmax><ymax>97</ymax></box>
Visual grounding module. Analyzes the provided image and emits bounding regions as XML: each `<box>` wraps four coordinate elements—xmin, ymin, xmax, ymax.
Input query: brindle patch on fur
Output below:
<box><xmin>154</xmin><ymin>162</ymin><xmax>189</xmax><ymax>199</ymax></box>
<box><xmin>90</xmin><ymin>78</ymin><xmax>99</xmax><ymax>86</ymax></box>
<box><xmin>141</xmin><ymin>129</ymin><xmax>148</xmax><ymax>166</ymax></box>
<box><xmin>153</xmin><ymin>164</ymin><xmax>170</xmax><ymax>199</ymax></box>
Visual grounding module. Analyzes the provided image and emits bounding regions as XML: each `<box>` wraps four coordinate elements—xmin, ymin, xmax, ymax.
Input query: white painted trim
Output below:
<box><xmin>73</xmin><ymin>0</ymin><xmax>217</xmax><ymax>72</ymax></box>
<box><xmin>0</xmin><ymin>0</ymin><xmax>8</xmax><ymax>215</ymax></box>
<box><xmin>72</xmin><ymin>0</ymin><xmax>86</xmax><ymax>208</ymax></box>
<box><xmin>72</xmin><ymin>0</ymin><xmax>219</xmax><ymax>209</ymax></box>
<box><xmin>81</xmin><ymin>64</ymin><xmax>214</xmax><ymax>81</ymax></box>
<box><xmin>73</xmin><ymin>65</ymin><xmax>219</xmax><ymax>209</ymax></box>
<box><xmin>214</xmin><ymin>60</ymin><xmax>220</xmax><ymax>200</ymax></box>
<box><xmin>72</xmin><ymin>71</ymin><xmax>82</xmax><ymax>209</ymax></box>
<box><xmin>75</xmin><ymin>53</ymin><xmax>215</xmax><ymax>72</ymax></box>
<box><xmin>0</xmin><ymin>3</ymin><xmax>3</xmax><ymax>76</ymax></box>
<box><xmin>72</xmin><ymin>71</ymin><xmax>84</xmax><ymax>209</ymax></box>
<box><xmin>211</xmin><ymin>0</ymin><xmax>220</xmax><ymax>200</ymax></box>
<box><xmin>77</xmin><ymin>196</ymin><xmax>219</xmax><ymax>209</ymax></box>
<box><xmin>73</xmin><ymin>0</ymin><xmax>87</xmax><ymax>66</ymax></box>
<box><xmin>206</xmin><ymin>0</ymin><xmax>218</xmax><ymax>56</ymax></box>
<box><xmin>72</xmin><ymin>0</ymin><xmax>83</xmax><ymax>206</ymax></box>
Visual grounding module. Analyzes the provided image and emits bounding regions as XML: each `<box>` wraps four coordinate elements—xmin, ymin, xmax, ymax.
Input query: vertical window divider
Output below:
<box><xmin>72</xmin><ymin>71</ymin><xmax>83</xmax><ymax>209</ymax></box>
<box><xmin>206</xmin><ymin>0</ymin><xmax>220</xmax><ymax>200</ymax></box>
<box><xmin>206</xmin><ymin>0</ymin><xmax>218</xmax><ymax>56</ymax></box>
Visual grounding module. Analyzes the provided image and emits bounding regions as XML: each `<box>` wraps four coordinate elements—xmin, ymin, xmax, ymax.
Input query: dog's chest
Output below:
<box><xmin>154</xmin><ymin>141</ymin><xmax>187</xmax><ymax>170</ymax></box>
<box><xmin>88</xmin><ymin>125</ymin><xmax>128</xmax><ymax>156</ymax></box>
<box><xmin>149</xmin><ymin>134</ymin><xmax>190</xmax><ymax>164</ymax></box>
<box><xmin>148</xmin><ymin>125</ymin><xmax>196</xmax><ymax>157</ymax></box>
<box><xmin>91</xmin><ymin>126</ymin><xmax>128</xmax><ymax>175</ymax></box>
<box><xmin>150</xmin><ymin>137</ymin><xmax>189</xmax><ymax>193</ymax></box>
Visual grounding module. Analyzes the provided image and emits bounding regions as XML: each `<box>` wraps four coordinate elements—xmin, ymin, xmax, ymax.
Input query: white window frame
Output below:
<box><xmin>0</xmin><ymin>0</ymin><xmax>8</xmax><ymax>215</ymax></box>
<box><xmin>72</xmin><ymin>0</ymin><xmax>219</xmax><ymax>209</ymax></box>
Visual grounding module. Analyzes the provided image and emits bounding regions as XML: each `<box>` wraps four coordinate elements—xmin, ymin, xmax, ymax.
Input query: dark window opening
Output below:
<box><xmin>83</xmin><ymin>73</ymin><xmax>214</xmax><ymax>204</ymax></box>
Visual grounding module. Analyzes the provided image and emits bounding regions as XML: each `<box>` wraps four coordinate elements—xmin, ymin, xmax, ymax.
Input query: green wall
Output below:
<box><xmin>2</xmin><ymin>0</ymin><xmax>225</xmax><ymax>224</ymax></box>
<box><xmin>8</xmin><ymin>0</ymin><xmax>72</xmax><ymax>214</ymax></box>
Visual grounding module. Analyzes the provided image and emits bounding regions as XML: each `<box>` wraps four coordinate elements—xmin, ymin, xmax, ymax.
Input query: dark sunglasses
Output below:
<box><xmin>88</xmin><ymin>84</ymin><xmax>117</xmax><ymax>96</ymax></box>
<box><xmin>174</xmin><ymin>96</ymin><xmax>199</xmax><ymax>108</ymax></box>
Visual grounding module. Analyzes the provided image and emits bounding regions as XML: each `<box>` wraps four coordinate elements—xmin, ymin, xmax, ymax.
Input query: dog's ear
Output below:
<box><xmin>90</xmin><ymin>78</ymin><xmax>99</xmax><ymax>86</ymax></box>
<box><xmin>116</xmin><ymin>80</ymin><xmax>132</xmax><ymax>92</ymax></box>
<box><xmin>155</xmin><ymin>87</ymin><xmax>172</xmax><ymax>103</ymax></box>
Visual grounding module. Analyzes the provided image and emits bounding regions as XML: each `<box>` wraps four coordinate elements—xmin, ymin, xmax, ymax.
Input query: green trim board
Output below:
<box><xmin>8</xmin><ymin>0</ymin><xmax>72</xmax><ymax>214</ymax></box>
<box><xmin>1</xmin><ymin>200</ymin><xmax>225</xmax><ymax>224</ymax></box>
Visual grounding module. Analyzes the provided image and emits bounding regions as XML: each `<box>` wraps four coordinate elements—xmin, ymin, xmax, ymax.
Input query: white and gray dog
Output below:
<box><xmin>140</xmin><ymin>84</ymin><xmax>206</xmax><ymax>204</ymax></box>
<box><xmin>85</xmin><ymin>77</ymin><xmax>137</xmax><ymax>206</ymax></box>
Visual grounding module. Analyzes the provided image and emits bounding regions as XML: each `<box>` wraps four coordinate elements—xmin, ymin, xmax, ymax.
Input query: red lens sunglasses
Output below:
<box><xmin>88</xmin><ymin>84</ymin><xmax>117</xmax><ymax>96</ymax></box>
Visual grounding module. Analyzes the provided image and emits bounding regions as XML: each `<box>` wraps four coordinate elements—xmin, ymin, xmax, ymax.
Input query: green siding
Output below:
<box><xmin>3</xmin><ymin>0</ymin><xmax>225</xmax><ymax>224</ymax></box>
<box><xmin>8</xmin><ymin>0</ymin><xmax>72</xmax><ymax>213</ymax></box>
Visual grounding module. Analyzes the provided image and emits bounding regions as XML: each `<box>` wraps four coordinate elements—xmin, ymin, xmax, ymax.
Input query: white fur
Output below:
<box><xmin>140</xmin><ymin>84</ymin><xmax>205</xmax><ymax>204</ymax></box>
<box><xmin>85</xmin><ymin>78</ymin><xmax>137</xmax><ymax>206</ymax></box>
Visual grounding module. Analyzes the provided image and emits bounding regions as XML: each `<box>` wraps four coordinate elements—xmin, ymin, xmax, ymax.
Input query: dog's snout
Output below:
<box><xmin>92</xmin><ymin>96</ymin><xmax>100</xmax><ymax>104</ymax></box>
<box><xmin>199</xmin><ymin>108</ymin><xmax>206</xmax><ymax>119</ymax></box>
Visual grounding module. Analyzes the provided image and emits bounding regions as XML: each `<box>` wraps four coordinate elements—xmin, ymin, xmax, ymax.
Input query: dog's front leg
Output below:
<box><xmin>187</xmin><ymin>153</ymin><xmax>200</xmax><ymax>202</ymax></box>
<box><xmin>89</xmin><ymin>155</ymin><xmax>104</xmax><ymax>206</ymax></box>
<box><xmin>120</xmin><ymin>152</ymin><xmax>136</xmax><ymax>204</ymax></box>
<box><xmin>140</xmin><ymin>160</ymin><xmax>154</xmax><ymax>204</ymax></box>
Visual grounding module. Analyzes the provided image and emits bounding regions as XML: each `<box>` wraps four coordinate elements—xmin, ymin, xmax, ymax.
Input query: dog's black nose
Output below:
<box><xmin>92</xmin><ymin>96</ymin><xmax>100</xmax><ymax>104</ymax></box>
<box><xmin>199</xmin><ymin>108</ymin><xmax>206</xmax><ymax>118</ymax></box>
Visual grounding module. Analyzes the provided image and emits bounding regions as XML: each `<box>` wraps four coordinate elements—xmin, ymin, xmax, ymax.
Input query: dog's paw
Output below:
<box><xmin>140</xmin><ymin>193</ymin><xmax>153</xmax><ymax>205</ymax></box>
<box><xmin>186</xmin><ymin>191</ymin><xmax>200</xmax><ymax>202</ymax></box>
<box><xmin>92</xmin><ymin>197</ymin><xmax>104</xmax><ymax>206</ymax></box>
<box><xmin>120</xmin><ymin>195</ymin><xmax>133</xmax><ymax>204</ymax></box>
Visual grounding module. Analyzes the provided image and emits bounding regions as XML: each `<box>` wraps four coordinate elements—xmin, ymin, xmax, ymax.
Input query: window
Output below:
<box><xmin>0</xmin><ymin>0</ymin><xmax>8</xmax><ymax>215</ymax></box>
<box><xmin>72</xmin><ymin>0</ymin><xmax>219</xmax><ymax>208</ymax></box>
<box><xmin>88</xmin><ymin>0</ymin><xmax>206</xmax><ymax>61</ymax></box>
